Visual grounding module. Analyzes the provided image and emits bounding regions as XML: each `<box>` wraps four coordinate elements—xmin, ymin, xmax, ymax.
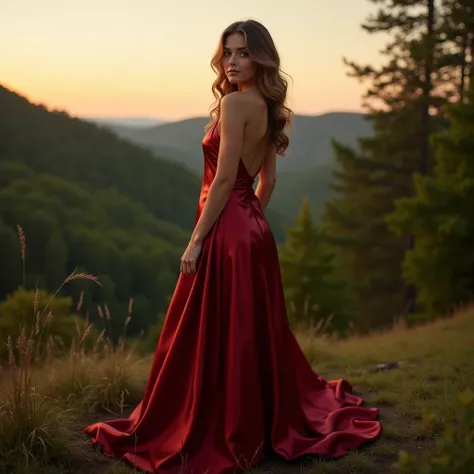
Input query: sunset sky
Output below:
<box><xmin>2</xmin><ymin>0</ymin><xmax>387</xmax><ymax>122</ymax></box>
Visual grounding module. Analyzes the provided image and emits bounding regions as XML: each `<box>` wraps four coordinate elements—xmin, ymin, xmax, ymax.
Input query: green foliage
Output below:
<box><xmin>0</xmin><ymin>84</ymin><xmax>205</xmax><ymax>339</ymax></box>
<box><xmin>0</xmin><ymin>391</ymin><xmax>82</xmax><ymax>473</ymax></box>
<box><xmin>45</xmin><ymin>342</ymin><xmax>147</xmax><ymax>415</ymax></box>
<box><xmin>322</xmin><ymin>134</ymin><xmax>414</xmax><ymax>331</ymax></box>
<box><xmin>394</xmin><ymin>388</ymin><xmax>474</xmax><ymax>474</ymax></box>
<box><xmin>279</xmin><ymin>197</ymin><xmax>352</xmax><ymax>333</ymax></box>
<box><xmin>0</xmin><ymin>288</ymin><xmax>81</xmax><ymax>358</ymax></box>
<box><xmin>387</xmin><ymin>85</ymin><xmax>474</xmax><ymax>317</ymax></box>
<box><xmin>0</xmin><ymin>85</ymin><xmax>201</xmax><ymax>229</ymax></box>
<box><xmin>0</xmin><ymin>164</ymin><xmax>185</xmax><ymax>339</ymax></box>
<box><xmin>321</xmin><ymin>0</ymin><xmax>455</xmax><ymax>331</ymax></box>
<box><xmin>0</xmin><ymin>249</ymin><xmax>138</xmax><ymax>472</ymax></box>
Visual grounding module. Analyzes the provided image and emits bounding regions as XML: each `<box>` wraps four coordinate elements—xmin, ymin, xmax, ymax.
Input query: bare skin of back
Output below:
<box><xmin>216</xmin><ymin>87</ymin><xmax>277</xmax><ymax>212</ymax></box>
<box><xmin>217</xmin><ymin>87</ymin><xmax>272</xmax><ymax>179</ymax></box>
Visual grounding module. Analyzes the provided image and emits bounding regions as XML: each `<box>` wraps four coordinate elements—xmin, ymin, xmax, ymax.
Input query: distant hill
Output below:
<box><xmin>99</xmin><ymin>112</ymin><xmax>372</xmax><ymax>173</ymax></box>
<box><xmin>99</xmin><ymin>112</ymin><xmax>372</xmax><ymax>221</ymax></box>
<box><xmin>0</xmin><ymin>86</ymin><xmax>201</xmax><ymax>229</ymax></box>
<box><xmin>271</xmin><ymin>163</ymin><xmax>334</xmax><ymax>225</ymax></box>
<box><xmin>84</xmin><ymin>117</ymin><xmax>168</xmax><ymax>128</ymax></box>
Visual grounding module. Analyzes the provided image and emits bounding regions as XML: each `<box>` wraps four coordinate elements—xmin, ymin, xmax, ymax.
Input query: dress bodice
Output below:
<box><xmin>197</xmin><ymin>121</ymin><xmax>260</xmax><ymax>221</ymax></box>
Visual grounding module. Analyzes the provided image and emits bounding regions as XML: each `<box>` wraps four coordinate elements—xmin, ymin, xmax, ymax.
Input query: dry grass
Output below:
<box><xmin>42</xmin><ymin>346</ymin><xmax>149</xmax><ymax>415</ymax></box>
<box><xmin>290</xmin><ymin>305</ymin><xmax>474</xmax><ymax>474</ymax></box>
<box><xmin>0</xmin><ymin>226</ymin><xmax>148</xmax><ymax>473</ymax></box>
<box><xmin>2</xmin><ymin>307</ymin><xmax>468</xmax><ymax>474</ymax></box>
<box><xmin>1</xmin><ymin>226</ymin><xmax>473</xmax><ymax>473</ymax></box>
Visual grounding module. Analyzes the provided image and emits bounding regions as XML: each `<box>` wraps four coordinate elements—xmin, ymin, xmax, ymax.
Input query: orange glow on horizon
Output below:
<box><xmin>2</xmin><ymin>0</ymin><xmax>385</xmax><ymax>121</ymax></box>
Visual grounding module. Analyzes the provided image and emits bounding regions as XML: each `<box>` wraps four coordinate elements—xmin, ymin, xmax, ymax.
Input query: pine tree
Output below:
<box><xmin>279</xmin><ymin>197</ymin><xmax>352</xmax><ymax>334</ymax></box>
<box><xmin>439</xmin><ymin>0</ymin><xmax>474</xmax><ymax>102</ymax></box>
<box><xmin>323</xmin><ymin>138</ymin><xmax>411</xmax><ymax>330</ymax></box>
<box><xmin>387</xmin><ymin>83</ymin><xmax>474</xmax><ymax>318</ymax></box>
<box><xmin>322</xmin><ymin>0</ymin><xmax>448</xmax><ymax>331</ymax></box>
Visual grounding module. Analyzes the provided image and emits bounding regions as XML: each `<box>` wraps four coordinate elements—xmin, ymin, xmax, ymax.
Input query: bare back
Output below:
<box><xmin>217</xmin><ymin>89</ymin><xmax>271</xmax><ymax>178</ymax></box>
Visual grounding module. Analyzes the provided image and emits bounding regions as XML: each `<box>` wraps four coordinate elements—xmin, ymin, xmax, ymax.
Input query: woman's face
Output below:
<box><xmin>222</xmin><ymin>33</ymin><xmax>257</xmax><ymax>87</ymax></box>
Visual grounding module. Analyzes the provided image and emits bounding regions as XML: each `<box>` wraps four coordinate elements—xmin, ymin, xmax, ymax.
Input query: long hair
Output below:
<box><xmin>207</xmin><ymin>20</ymin><xmax>294</xmax><ymax>157</ymax></box>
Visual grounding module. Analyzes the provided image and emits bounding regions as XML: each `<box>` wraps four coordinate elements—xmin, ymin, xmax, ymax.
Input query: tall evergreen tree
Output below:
<box><xmin>387</xmin><ymin>83</ymin><xmax>474</xmax><ymax>318</ymax></box>
<box><xmin>439</xmin><ymin>0</ymin><xmax>474</xmax><ymax>102</ymax></box>
<box><xmin>322</xmin><ymin>0</ymin><xmax>446</xmax><ymax>331</ymax></box>
<box><xmin>279</xmin><ymin>198</ymin><xmax>351</xmax><ymax>334</ymax></box>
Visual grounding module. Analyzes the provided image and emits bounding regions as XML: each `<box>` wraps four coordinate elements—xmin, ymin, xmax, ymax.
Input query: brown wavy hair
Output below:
<box><xmin>206</xmin><ymin>19</ymin><xmax>294</xmax><ymax>157</ymax></box>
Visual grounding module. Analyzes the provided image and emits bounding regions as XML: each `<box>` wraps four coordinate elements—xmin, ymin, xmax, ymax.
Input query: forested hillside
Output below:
<box><xmin>0</xmin><ymin>85</ymin><xmax>201</xmax><ymax>228</ymax></box>
<box><xmin>0</xmin><ymin>86</ymin><xmax>201</xmax><ymax>338</ymax></box>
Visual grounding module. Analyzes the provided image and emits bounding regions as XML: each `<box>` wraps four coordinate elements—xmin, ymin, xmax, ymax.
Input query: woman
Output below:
<box><xmin>85</xmin><ymin>19</ymin><xmax>382</xmax><ymax>473</ymax></box>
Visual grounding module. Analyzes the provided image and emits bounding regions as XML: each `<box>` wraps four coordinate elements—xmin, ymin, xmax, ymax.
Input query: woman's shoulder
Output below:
<box><xmin>221</xmin><ymin>90</ymin><xmax>266</xmax><ymax>116</ymax></box>
<box><xmin>240</xmin><ymin>90</ymin><xmax>267</xmax><ymax>115</ymax></box>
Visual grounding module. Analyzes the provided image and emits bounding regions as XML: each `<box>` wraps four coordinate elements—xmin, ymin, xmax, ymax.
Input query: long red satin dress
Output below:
<box><xmin>85</xmin><ymin>120</ymin><xmax>382</xmax><ymax>473</ymax></box>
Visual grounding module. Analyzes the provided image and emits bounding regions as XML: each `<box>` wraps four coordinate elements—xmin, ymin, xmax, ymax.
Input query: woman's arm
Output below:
<box><xmin>180</xmin><ymin>92</ymin><xmax>246</xmax><ymax>275</ymax></box>
<box><xmin>255</xmin><ymin>147</ymin><xmax>277</xmax><ymax>212</ymax></box>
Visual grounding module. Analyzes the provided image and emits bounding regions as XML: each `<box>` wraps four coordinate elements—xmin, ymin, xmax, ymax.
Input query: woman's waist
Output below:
<box><xmin>197</xmin><ymin>186</ymin><xmax>261</xmax><ymax>213</ymax></box>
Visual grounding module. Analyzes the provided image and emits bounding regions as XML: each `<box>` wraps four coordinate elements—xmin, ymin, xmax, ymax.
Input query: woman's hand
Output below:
<box><xmin>180</xmin><ymin>239</ymin><xmax>203</xmax><ymax>276</ymax></box>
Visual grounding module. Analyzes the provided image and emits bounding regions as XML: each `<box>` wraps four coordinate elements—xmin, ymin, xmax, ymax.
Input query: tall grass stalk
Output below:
<box><xmin>0</xmin><ymin>225</ymin><xmax>101</xmax><ymax>471</ymax></box>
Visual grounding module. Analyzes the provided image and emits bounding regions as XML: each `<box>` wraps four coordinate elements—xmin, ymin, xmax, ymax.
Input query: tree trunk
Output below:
<box><xmin>404</xmin><ymin>0</ymin><xmax>436</xmax><ymax>315</ymax></box>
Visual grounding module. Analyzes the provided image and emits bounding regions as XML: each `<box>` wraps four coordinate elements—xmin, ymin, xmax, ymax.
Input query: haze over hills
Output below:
<box><xmin>92</xmin><ymin>112</ymin><xmax>373</xmax><ymax>222</ymax></box>
<box><xmin>84</xmin><ymin>117</ymin><xmax>169</xmax><ymax>128</ymax></box>
<box><xmin>97</xmin><ymin>112</ymin><xmax>372</xmax><ymax>173</ymax></box>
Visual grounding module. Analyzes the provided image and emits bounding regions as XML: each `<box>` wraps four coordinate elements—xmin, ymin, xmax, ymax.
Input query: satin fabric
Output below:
<box><xmin>85</xmin><ymin>121</ymin><xmax>382</xmax><ymax>473</ymax></box>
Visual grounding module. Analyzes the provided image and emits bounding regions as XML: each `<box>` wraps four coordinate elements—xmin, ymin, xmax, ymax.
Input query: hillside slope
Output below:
<box><xmin>0</xmin><ymin>85</ymin><xmax>287</xmax><ymax>240</ymax></box>
<box><xmin>0</xmin><ymin>85</ymin><xmax>201</xmax><ymax>229</ymax></box>
<box><xmin>102</xmin><ymin>112</ymin><xmax>372</xmax><ymax>173</ymax></box>
<box><xmin>0</xmin><ymin>84</ymin><xmax>204</xmax><ymax>335</ymax></box>
<box><xmin>3</xmin><ymin>304</ymin><xmax>471</xmax><ymax>473</ymax></box>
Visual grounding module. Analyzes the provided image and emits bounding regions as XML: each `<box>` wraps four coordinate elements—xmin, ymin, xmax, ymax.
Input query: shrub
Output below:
<box><xmin>394</xmin><ymin>387</ymin><xmax>474</xmax><ymax>474</ymax></box>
